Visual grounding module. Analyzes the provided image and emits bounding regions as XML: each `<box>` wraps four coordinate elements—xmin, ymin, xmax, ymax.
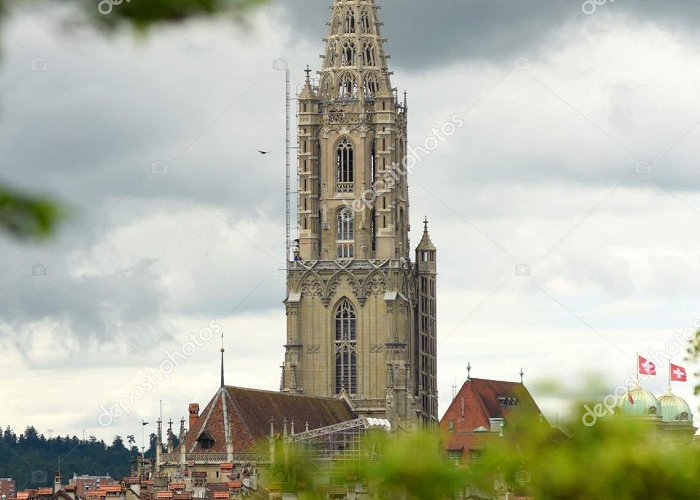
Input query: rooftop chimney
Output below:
<box><xmin>188</xmin><ymin>403</ymin><xmax>200</xmax><ymax>429</ymax></box>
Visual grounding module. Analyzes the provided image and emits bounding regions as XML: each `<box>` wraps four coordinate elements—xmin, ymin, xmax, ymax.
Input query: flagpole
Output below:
<box><xmin>636</xmin><ymin>352</ymin><xmax>639</xmax><ymax>384</ymax></box>
<box><xmin>668</xmin><ymin>362</ymin><xmax>671</xmax><ymax>391</ymax></box>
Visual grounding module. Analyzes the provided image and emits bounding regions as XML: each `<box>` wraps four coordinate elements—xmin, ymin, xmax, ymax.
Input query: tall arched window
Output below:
<box><xmin>338</xmin><ymin>72</ymin><xmax>358</xmax><ymax>99</ymax></box>
<box><xmin>344</xmin><ymin>8</ymin><xmax>356</xmax><ymax>33</ymax></box>
<box><xmin>320</xmin><ymin>74</ymin><xmax>333</xmax><ymax>98</ymax></box>
<box><xmin>359</xmin><ymin>8</ymin><xmax>371</xmax><ymax>33</ymax></box>
<box><xmin>335</xmin><ymin>299</ymin><xmax>357</xmax><ymax>394</ymax></box>
<box><xmin>341</xmin><ymin>40</ymin><xmax>356</xmax><ymax>66</ymax></box>
<box><xmin>336</xmin><ymin>207</ymin><xmax>354</xmax><ymax>259</ymax></box>
<box><xmin>327</xmin><ymin>39</ymin><xmax>337</xmax><ymax>66</ymax></box>
<box><xmin>362</xmin><ymin>40</ymin><xmax>375</xmax><ymax>66</ymax></box>
<box><xmin>364</xmin><ymin>72</ymin><xmax>379</xmax><ymax>97</ymax></box>
<box><xmin>336</xmin><ymin>138</ymin><xmax>354</xmax><ymax>192</ymax></box>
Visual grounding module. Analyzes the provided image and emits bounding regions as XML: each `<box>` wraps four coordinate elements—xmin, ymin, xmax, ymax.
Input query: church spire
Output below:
<box><xmin>320</xmin><ymin>0</ymin><xmax>391</xmax><ymax>100</ymax></box>
<box><xmin>417</xmin><ymin>217</ymin><xmax>436</xmax><ymax>251</ymax></box>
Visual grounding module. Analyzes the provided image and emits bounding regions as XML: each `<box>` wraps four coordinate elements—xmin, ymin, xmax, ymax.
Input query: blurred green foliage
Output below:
<box><xmin>0</xmin><ymin>185</ymin><xmax>65</xmax><ymax>241</ymax></box>
<box><xmin>268</xmin><ymin>400</ymin><xmax>699</xmax><ymax>499</ymax></box>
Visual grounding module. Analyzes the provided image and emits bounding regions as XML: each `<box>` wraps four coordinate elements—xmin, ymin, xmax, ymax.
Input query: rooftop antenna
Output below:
<box><xmin>220</xmin><ymin>331</ymin><xmax>226</xmax><ymax>388</ymax></box>
<box><xmin>520</xmin><ymin>368</ymin><xmax>525</xmax><ymax>385</ymax></box>
<box><xmin>274</xmin><ymin>58</ymin><xmax>292</xmax><ymax>281</ymax></box>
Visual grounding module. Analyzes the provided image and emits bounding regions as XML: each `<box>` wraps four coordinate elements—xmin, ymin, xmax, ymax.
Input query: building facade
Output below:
<box><xmin>281</xmin><ymin>0</ymin><xmax>438</xmax><ymax>428</ymax></box>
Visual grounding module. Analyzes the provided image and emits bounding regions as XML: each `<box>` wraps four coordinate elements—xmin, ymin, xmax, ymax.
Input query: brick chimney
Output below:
<box><xmin>188</xmin><ymin>403</ymin><xmax>200</xmax><ymax>429</ymax></box>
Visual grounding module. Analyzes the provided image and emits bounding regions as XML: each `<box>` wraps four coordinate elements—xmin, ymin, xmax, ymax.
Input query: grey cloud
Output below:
<box><xmin>281</xmin><ymin>0</ymin><xmax>700</xmax><ymax>69</ymax></box>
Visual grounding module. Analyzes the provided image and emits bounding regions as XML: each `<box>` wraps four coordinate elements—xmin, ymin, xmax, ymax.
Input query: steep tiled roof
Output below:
<box><xmin>441</xmin><ymin>378</ymin><xmax>544</xmax><ymax>433</ymax></box>
<box><xmin>440</xmin><ymin>378</ymin><xmax>548</xmax><ymax>456</ymax></box>
<box><xmin>178</xmin><ymin>385</ymin><xmax>356</xmax><ymax>455</ymax></box>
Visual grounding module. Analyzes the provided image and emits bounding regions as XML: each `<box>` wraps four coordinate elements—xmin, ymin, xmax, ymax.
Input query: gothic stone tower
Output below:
<box><xmin>282</xmin><ymin>0</ymin><xmax>438</xmax><ymax>428</ymax></box>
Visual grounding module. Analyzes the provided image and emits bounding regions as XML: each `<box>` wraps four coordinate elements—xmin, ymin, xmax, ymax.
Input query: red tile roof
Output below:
<box><xmin>212</xmin><ymin>493</ymin><xmax>228</xmax><ymax>499</ymax></box>
<box><xmin>168</xmin><ymin>483</ymin><xmax>185</xmax><ymax>491</ymax></box>
<box><xmin>440</xmin><ymin>378</ymin><xmax>547</xmax><ymax>457</ymax></box>
<box><xmin>227</xmin><ymin>481</ymin><xmax>242</xmax><ymax>489</ymax></box>
<box><xmin>178</xmin><ymin>386</ymin><xmax>356</xmax><ymax>455</ymax></box>
<box><xmin>441</xmin><ymin>378</ymin><xmax>544</xmax><ymax>434</ymax></box>
<box><xmin>36</xmin><ymin>489</ymin><xmax>53</xmax><ymax>496</ymax></box>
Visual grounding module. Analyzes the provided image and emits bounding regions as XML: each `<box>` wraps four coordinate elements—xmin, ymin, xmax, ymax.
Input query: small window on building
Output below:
<box><xmin>448</xmin><ymin>420</ymin><xmax>455</xmax><ymax>432</ymax></box>
<box><xmin>447</xmin><ymin>450</ymin><xmax>462</xmax><ymax>463</ymax></box>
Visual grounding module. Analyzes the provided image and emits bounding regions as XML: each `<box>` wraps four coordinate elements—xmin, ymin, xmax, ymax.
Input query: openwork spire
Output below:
<box><xmin>320</xmin><ymin>0</ymin><xmax>391</xmax><ymax>100</ymax></box>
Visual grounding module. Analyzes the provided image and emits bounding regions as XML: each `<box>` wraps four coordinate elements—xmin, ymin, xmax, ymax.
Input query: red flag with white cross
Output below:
<box><xmin>670</xmin><ymin>363</ymin><xmax>687</xmax><ymax>382</ymax></box>
<box><xmin>638</xmin><ymin>356</ymin><xmax>657</xmax><ymax>376</ymax></box>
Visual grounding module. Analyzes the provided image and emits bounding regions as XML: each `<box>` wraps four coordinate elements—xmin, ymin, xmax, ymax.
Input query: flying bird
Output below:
<box><xmin>258</xmin><ymin>150</ymin><xmax>270</xmax><ymax>155</ymax></box>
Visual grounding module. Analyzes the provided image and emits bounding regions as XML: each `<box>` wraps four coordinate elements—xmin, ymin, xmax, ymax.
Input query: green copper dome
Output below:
<box><xmin>617</xmin><ymin>385</ymin><xmax>659</xmax><ymax>417</ymax></box>
<box><xmin>658</xmin><ymin>390</ymin><xmax>693</xmax><ymax>423</ymax></box>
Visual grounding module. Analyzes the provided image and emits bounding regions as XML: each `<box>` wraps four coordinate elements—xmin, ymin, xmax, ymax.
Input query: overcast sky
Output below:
<box><xmin>1</xmin><ymin>0</ymin><xmax>700</xmax><ymax>450</ymax></box>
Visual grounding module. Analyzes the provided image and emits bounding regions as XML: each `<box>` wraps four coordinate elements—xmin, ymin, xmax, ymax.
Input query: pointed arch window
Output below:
<box><xmin>336</xmin><ymin>207</ymin><xmax>354</xmax><ymax>259</ymax></box>
<box><xmin>359</xmin><ymin>8</ymin><xmax>371</xmax><ymax>33</ymax></box>
<box><xmin>364</xmin><ymin>72</ymin><xmax>379</xmax><ymax>97</ymax></box>
<box><xmin>338</xmin><ymin>72</ymin><xmax>358</xmax><ymax>99</ymax></box>
<box><xmin>327</xmin><ymin>39</ymin><xmax>338</xmax><ymax>66</ymax></box>
<box><xmin>344</xmin><ymin>8</ymin><xmax>356</xmax><ymax>33</ymax></box>
<box><xmin>335</xmin><ymin>299</ymin><xmax>357</xmax><ymax>394</ymax></box>
<box><xmin>362</xmin><ymin>40</ymin><xmax>376</xmax><ymax>66</ymax></box>
<box><xmin>336</xmin><ymin>138</ymin><xmax>354</xmax><ymax>192</ymax></box>
<box><xmin>320</xmin><ymin>74</ymin><xmax>333</xmax><ymax>99</ymax></box>
<box><xmin>341</xmin><ymin>40</ymin><xmax>356</xmax><ymax>66</ymax></box>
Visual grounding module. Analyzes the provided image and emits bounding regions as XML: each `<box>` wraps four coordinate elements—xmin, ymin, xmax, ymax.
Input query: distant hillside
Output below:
<box><xmin>0</xmin><ymin>426</ymin><xmax>159</xmax><ymax>490</ymax></box>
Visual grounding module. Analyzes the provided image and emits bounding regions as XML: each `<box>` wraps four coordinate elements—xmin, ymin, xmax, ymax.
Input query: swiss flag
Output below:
<box><xmin>638</xmin><ymin>356</ymin><xmax>657</xmax><ymax>376</ymax></box>
<box><xmin>671</xmin><ymin>363</ymin><xmax>688</xmax><ymax>382</ymax></box>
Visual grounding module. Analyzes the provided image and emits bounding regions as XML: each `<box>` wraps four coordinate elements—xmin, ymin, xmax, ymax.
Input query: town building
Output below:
<box><xmin>0</xmin><ymin>478</ymin><xmax>17</xmax><ymax>500</ymax></box>
<box><xmin>281</xmin><ymin>0</ymin><xmax>438</xmax><ymax>429</ymax></box>
<box><xmin>440</xmin><ymin>372</ymin><xmax>554</xmax><ymax>465</ymax></box>
<box><xmin>155</xmin><ymin>349</ymin><xmax>390</xmax><ymax>498</ymax></box>
<box><xmin>617</xmin><ymin>384</ymin><xmax>696</xmax><ymax>442</ymax></box>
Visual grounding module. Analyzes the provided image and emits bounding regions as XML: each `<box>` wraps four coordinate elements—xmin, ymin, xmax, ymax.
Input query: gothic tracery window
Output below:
<box><xmin>344</xmin><ymin>8</ymin><xmax>356</xmax><ymax>33</ymax></box>
<box><xmin>336</xmin><ymin>138</ymin><xmax>354</xmax><ymax>192</ymax></box>
<box><xmin>335</xmin><ymin>299</ymin><xmax>357</xmax><ymax>394</ymax></box>
<box><xmin>338</xmin><ymin>72</ymin><xmax>358</xmax><ymax>99</ymax></box>
<box><xmin>362</xmin><ymin>40</ymin><xmax>376</xmax><ymax>66</ymax></box>
<box><xmin>336</xmin><ymin>207</ymin><xmax>354</xmax><ymax>259</ymax></box>
<box><xmin>327</xmin><ymin>39</ymin><xmax>337</xmax><ymax>66</ymax></box>
<box><xmin>364</xmin><ymin>72</ymin><xmax>379</xmax><ymax>97</ymax></box>
<box><xmin>359</xmin><ymin>8</ymin><xmax>371</xmax><ymax>33</ymax></box>
<box><xmin>341</xmin><ymin>40</ymin><xmax>356</xmax><ymax>66</ymax></box>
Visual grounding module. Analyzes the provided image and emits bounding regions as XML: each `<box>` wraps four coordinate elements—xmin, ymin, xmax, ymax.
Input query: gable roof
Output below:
<box><xmin>178</xmin><ymin>385</ymin><xmax>357</xmax><ymax>455</ymax></box>
<box><xmin>441</xmin><ymin>378</ymin><xmax>544</xmax><ymax>431</ymax></box>
<box><xmin>440</xmin><ymin>378</ymin><xmax>548</xmax><ymax>454</ymax></box>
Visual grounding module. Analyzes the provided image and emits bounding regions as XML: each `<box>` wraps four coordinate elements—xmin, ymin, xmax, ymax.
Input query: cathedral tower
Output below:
<box><xmin>282</xmin><ymin>0</ymin><xmax>438</xmax><ymax>428</ymax></box>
